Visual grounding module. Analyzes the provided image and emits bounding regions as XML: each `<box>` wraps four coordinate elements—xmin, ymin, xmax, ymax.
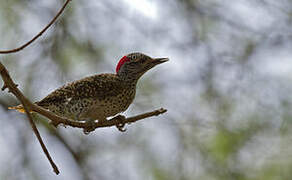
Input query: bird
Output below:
<box><xmin>9</xmin><ymin>52</ymin><xmax>169</xmax><ymax>133</ymax></box>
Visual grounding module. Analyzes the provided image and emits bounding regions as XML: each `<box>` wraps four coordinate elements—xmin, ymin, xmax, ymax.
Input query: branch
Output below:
<box><xmin>30</xmin><ymin>100</ymin><xmax>167</xmax><ymax>133</ymax></box>
<box><xmin>37</xmin><ymin>107</ymin><xmax>167</xmax><ymax>131</ymax></box>
<box><xmin>0</xmin><ymin>0</ymin><xmax>71</xmax><ymax>54</ymax></box>
<box><xmin>0</xmin><ymin>62</ymin><xmax>59</xmax><ymax>175</ymax></box>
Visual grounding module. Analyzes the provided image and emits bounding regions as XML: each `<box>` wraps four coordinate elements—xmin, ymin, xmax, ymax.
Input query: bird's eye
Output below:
<box><xmin>132</xmin><ymin>55</ymin><xmax>136</xmax><ymax>59</ymax></box>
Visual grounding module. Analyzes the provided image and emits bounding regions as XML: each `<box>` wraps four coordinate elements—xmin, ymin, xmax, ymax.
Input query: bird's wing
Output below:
<box><xmin>37</xmin><ymin>73</ymin><xmax>123</xmax><ymax>107</ymax></box>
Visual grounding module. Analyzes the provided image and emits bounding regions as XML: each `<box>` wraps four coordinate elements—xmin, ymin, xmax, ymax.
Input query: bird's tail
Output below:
<box><xmin>8</xmin><ymin>104</ymin><xmax>30</xmax><ymax>113</ymax></box>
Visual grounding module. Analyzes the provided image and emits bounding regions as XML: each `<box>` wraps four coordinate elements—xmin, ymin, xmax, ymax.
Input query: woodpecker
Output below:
<box><xmin>9</xmin><ymin>52</ymin><xmax>169</xmax><ymax>133</ymax></box>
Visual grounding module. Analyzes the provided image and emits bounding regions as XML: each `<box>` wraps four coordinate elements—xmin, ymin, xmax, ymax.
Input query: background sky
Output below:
<box><xmin>1</xmin><ymin>0</ymin><xmax>292</xmax><ymax>180</ymax></box>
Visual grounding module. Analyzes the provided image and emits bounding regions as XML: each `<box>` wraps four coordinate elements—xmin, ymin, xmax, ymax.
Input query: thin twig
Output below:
<box><xmin>0</xmin><ymin>62</ymin><xmax>59</xmax><ymax>174</ymax></box>
<box><xmin>22</xmin><ymin>102</ymin><xmax>60</xmax><ymax>174</ymax></box>
<box><xmin>0</xmin><ymin>0</ymin><xmax>71</xmax><ymax>54</ymax></box>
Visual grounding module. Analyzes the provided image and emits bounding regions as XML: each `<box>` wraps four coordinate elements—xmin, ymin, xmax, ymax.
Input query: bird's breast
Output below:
<box><xmin>98</xmin><ymin>88</ymin><xmax>136</xmax><ymax>117</ymax></box>
<box><xmin>79</xmin><ymin>87</ymin><xmax>136</xmax><ymax>120</ymax></box>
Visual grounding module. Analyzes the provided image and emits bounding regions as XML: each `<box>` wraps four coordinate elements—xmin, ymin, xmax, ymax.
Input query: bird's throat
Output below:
<box><xmin>117</xmin><ymin>71</ymin><xmax>141</xmax><ymax>84</ymax></box>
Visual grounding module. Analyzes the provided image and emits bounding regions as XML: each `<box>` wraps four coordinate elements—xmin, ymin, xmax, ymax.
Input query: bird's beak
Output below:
<box><xmin>151</xmin><ymin>57</ymin><xmax>169</xmax><ymax>65</ymax></box>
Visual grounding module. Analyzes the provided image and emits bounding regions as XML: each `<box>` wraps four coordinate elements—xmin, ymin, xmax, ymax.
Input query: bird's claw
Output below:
<box><xmin>83</xmin><ymin>120</ymin><xmax>96</xmax><ymax>135</ymax></box>
<box><xmin>83</xmin><ymin>129</ymin><xmax>91</xmax><ymax>135</ymax></box>
<box><xmin>115</xmin><ymin>115</ymin><xmax>127</xmax><ymax>132</ymax></box>
<box><xmin>117</xmin><ymin>124</ymin><xmax>126</xmax><ymax>132</ymax></box>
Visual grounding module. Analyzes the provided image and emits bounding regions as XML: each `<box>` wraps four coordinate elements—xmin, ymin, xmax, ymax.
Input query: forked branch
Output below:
<box><xmin>0</xmin><ymin>62</ymin><xmax>60</xmax><ymax>174</ymax></box>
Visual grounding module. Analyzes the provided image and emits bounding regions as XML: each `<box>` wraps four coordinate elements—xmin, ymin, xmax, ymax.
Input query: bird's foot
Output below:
<box><xmin>115</xmin><ymin>115</ymin><xmax>127</xmax><ymax>132</ymax></box>
<box><xmin>83</xmin><ymin>120</ymin><xmax>97</xmax><ymax>135</ymax></box>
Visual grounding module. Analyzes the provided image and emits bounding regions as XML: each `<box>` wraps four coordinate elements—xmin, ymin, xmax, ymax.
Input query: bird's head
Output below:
<box><xmin>116</xmin><ymin>52</ymin><xmax>169</xmax><ymax>81</ymax></box>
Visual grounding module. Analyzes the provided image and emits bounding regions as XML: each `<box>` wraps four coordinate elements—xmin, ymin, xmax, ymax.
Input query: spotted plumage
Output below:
<box><xmin>9</xmin><ymin>52</ymin><xmax>169</xmax><ymax>131</ymax></box>
<box><xmin>37</xmin><ymin>74</ymin><xmax>136</xmax><ymax>121</ymax></box>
